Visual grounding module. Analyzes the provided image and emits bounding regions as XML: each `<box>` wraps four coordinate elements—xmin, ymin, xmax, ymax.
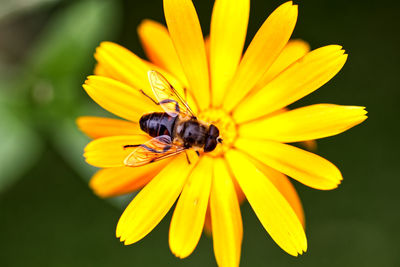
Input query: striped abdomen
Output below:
<box><xmin>139</xmin><ymin>112</ymin><xmax>177</xmax><ymax>138</ymax></box>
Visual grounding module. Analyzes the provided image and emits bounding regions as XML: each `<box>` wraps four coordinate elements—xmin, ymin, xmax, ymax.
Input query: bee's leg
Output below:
<box><xmin>123</xmin><ymin>144</ymin><xmax>140</xmax><ymax>149</ymax></box>
<box><xmin>185</xmin><ymin>151</ymin><xmax>191</xmax><ymax>165</ymax></box>
<box><xmin>140</xmin><ymin>90</ymin><xmax>159</xmax><ymax>105</ymax></box>
<box><xmin>139</xmin><ymin>90</ymin><xmax>180</xmax><ymax>113</ymax></box>
<box><xmin>195</xmin><ymin>150</ymin><xmax>200</xmax><ymax>157</ymax></box>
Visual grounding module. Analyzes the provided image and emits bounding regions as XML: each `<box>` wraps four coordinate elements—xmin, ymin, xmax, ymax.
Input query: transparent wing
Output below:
<box><xmin>124</xmin><ymin>135</ymin><xmax>186</xmax><ymax>167</ymax></box>
<box><xmin>148</xmin><ymin>70</ymin><xmax>196</xmax><ymax>118</ymax></box>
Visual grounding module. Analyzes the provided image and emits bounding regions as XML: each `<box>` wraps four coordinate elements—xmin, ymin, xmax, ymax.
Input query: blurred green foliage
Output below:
<box><xmin>0</xmin><ymin>106</ymin><xmax>41</xmax><ymax>193</ymax></box>
<box><xmin>0</xmin><ymin>0</ymin><xmax>59</xmax><ymax>21</ymax></box>
<box><xmin>0</xmin><ymin>0</ymin><xmax>399</xmax><ymax>266</ymax></box>
<box><xmin>0</xmin><ymin>0</ymin><xmax>120</xmax><ymax>190</ymax></box>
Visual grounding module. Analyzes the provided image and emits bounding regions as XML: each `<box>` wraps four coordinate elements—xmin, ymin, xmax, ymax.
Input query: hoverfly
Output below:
<box><xmin>123</xmin><ymin>70</ymin><xmax>222</xmax><ymax>167</ymax></box>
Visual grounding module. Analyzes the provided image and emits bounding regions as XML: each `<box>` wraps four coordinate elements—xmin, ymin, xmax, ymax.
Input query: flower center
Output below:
<box><xmin>198</xmin><ymin>108</ymin><xmax>238</xmax><ymax>157</ymax></box>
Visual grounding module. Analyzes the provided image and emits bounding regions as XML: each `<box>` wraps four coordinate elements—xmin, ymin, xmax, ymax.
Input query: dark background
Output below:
<box><xmin>0</xmin><ymin>0</ymin><xmax>399</xmax><ymax>266</ymax></box>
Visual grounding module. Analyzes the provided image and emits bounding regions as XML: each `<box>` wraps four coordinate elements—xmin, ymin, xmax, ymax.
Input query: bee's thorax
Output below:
<box><xmin>140</xmin><ymin>112</ymin><xmax>220</xmax><ymax>152</ymax></box>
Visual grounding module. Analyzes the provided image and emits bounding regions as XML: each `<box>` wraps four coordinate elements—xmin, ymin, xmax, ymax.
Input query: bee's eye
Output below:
<box><xmin>208</xmin><ymin>124</ymin><xmax>220</xmax><ymax>137</ymax></box>
<box><xmin>204</xmin><ymin>138</ymin><xmax>217</xmax><ymax>152</ymax></box>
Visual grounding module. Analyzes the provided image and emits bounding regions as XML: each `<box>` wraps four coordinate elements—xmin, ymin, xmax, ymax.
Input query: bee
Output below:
<box><xmin>123</xmin><ymin>70</ymin><xmax>222</xmax><ymax>167</ymax></box>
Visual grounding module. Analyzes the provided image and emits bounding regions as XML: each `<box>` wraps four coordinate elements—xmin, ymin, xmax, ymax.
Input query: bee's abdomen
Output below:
<box><xmin>139</xmin><ymin>112</ymin><xmax>177</xmax><ymax>138</ymax></box>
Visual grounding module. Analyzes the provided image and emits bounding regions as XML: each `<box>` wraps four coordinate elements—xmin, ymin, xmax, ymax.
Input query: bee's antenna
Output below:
<box><xmin>217</xmin><ymin>137</ymin><xmax>223</xmax><ymax>143</ymax></box>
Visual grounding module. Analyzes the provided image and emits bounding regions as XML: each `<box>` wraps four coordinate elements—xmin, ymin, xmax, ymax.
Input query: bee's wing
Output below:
<box><xmin>148</xmin><ymin>70</ymin><xmax>196</xmax><ymax>118</ymax></box>
<box><xmin>124</xmin><ymin>135</ymin><xmax>186</xmax><ymax>167</ymax></box>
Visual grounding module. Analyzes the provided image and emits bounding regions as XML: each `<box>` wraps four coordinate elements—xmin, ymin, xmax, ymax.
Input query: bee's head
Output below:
<box><xmin>204</xmin><ymin>124</ymin><xmax>222</xmax><ymax>152</ymax></box>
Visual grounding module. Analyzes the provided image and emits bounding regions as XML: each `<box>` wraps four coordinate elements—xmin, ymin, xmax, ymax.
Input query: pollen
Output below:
<box><xmin>198</xmin><ymin>108</ymin><xmax>237</xmax><ymax>157</ymax></box>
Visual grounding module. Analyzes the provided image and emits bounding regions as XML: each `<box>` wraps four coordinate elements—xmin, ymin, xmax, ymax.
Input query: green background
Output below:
<box><xmin>0</xmin><ymin>0</ymin><xmax>398</xmax><ymax>266</ymax></box>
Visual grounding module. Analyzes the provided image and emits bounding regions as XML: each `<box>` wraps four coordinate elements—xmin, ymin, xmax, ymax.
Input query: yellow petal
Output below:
<box><xmin>94</xmin><ymin>63</ymin><xmax>112</xmax><ymax>77</ymax></box>
<box><xmin>203</xmin><ymin>170</ymin><xmax>246</xmax><ymax>237</ymax></box>
<box><xmin>233</xmin><ymin>45</ymin><xmax>348</xmax><ymax>123</ymax></box>
<box><xmin>249</xmin><ymin>160</ymin><xmax>304</xmax><ymax>227</ymax></box>
<box><xmin>204</xmin><ymin>36</ymin><xmax>210</xmax><ymax>62</ymax></box>
<box><xmin>95</xmin><ymin>41</ymin><xmax>192</xmax><ymax>112</ymax></box>
<box><xmin>225</xmin><ymin>149</ymin><xmax>307</xmax><ymax>256</ymax></box>
<box><xmin>204</xmin><ymin>206</ymin><xmax>212</xmax><ymax>236</ymax></box>
<box><xmin>94</xmin><ymin>42</ymin><xmax>154</xmax><ymax>97</ymax></box>
<box><xmin>239</xmin><ymin>104</ymin><xmax>367</xmax><ymax>143</ymax></box>
<box><xmin>240</xmin><ymin>107</ymin><xmax>318</xmax><ymax>153</ymax></box>
<box><xmin>232</xmin><ymin>175</ymin><xmax>246</xmax><ymax>205</ymax></box>
<box><xmin>169</xmin><ymin>156</ymin><xmax>213</xmax><ymax>258</ymax></box>
<box><xmin>210</xmin><ymin>0</ymin><xmax>250</xmax><ymax>107</ymax></box>
<box><xmin>116</xmin><ymin>154</ymin><xmax>197</xmax><ymax>245</ymax></box>
<box><xmin>83</xmin><ymin>76</ymin><xmax>161</xmax><ymax>122</ymax></box>
<box><xmin>137</xmin><ymin>19</ymin><xmax>188</xmax><ymax>87</ymax></box>
<box><xmin>90</xmin><ymin>161</ymin><xmax>169</xmax><ymax>198</ymax></box>
<box><xmin>222</xmin><ymin>1</ymin><xmax>298</xmax><ymax>111</ymax></box>
<box><xmin>164</xmin><ymin>0</ymin><xmax>210</xmax><ymax>110</ymax></box>
<box><xmin>254</xmin><ymin>39</ymin><xmax>310</xmax><ymax>90</ymax></box>
<box><xmin>211</xmin><ymin>158</ymin><xmax>243</xmax><ymax>267</ymax></box>
<box><xmin>84</xmin><ymin>135</ymin><xmax>150</xmax><ymax>168</ymax></box>
<box><xmin>235</xmin><ymin>138</ymin><xmax>342</xmax><ymax>190</ymax></box>
<box><xmin>77</xmin><ymin>116</ymin><xmax>141</xmax><ymax>139</ymax></box>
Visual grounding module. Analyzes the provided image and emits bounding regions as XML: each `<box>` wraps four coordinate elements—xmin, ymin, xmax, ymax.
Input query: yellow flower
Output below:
<box><xmin>78</xmin><ymin>0</ymin><xmax>367</xmax><ymax>266</ymax></box>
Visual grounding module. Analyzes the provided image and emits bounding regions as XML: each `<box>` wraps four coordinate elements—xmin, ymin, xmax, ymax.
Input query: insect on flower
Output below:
<box><xmin>123</xmin><ymin>70</ymin><xmax>222</xmax><ymax>167</ymax></box>
<box><xmin>78</xmin><ymin>0</ymin><xmax>368</xmax><ymax>266</ymax></box>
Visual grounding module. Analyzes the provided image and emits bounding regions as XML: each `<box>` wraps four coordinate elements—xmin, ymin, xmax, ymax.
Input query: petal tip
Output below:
<box><xmin>137</xmin><ymin>19</ymin><xmax>153</xmax><ymax>33</ymax></box>
<box><xmin>284</xmin><ymin>1</ymin><xmax>298</xmax><ymax>14</ymax></box>
<box><xmin>76</xmin><ymin>117</ymin><xmax>93</xmax><ymax>138</ymax></box>
<box><xmin>170</xmin><ymin>249</ymin><xmax>187</xmax><ymax>260</ymax></box>
<box><xmin>138</xmin><ymin>18</ymin><xmax>157</xmax><ymax>28</ymax></box>
<box><xmin>116</xmin><ymin>224</ymin><xmax>124</xmax><ymax>239</ymax></box>
<box><xmin>283</xmin><ymin>1</ymin><xmax>294</xmax><ymax>6</ymax></box>
<box><xmin>83</xmin><ymin>75</ymin><xmax>96</xmax><ymax>86</ymax></box>
<box><xmin>88</xmin><ymin>178</ymin><xmax>107</xmax><ymax>198</ymax></box>
<box><xmin>123</xmin><ymin>239</ymin><xmax>133</xmax><ymax>246</ymax></box>
<box><xmin>76</xmin><ymin>116</ymin><xmax>85</xmax><ymax>127</ymax></box>
<box><xmin>99</xmin><ymin>41</ymin><xmax>113</xmax><ymax>48</ymax></box>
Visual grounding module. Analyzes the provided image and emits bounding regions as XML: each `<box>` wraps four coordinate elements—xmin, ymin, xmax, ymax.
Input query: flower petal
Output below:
<box><xmin>222</xmin><ymin>1</ymin><xmax>298</xmax><ymax>111</ymax></box>
<box><xmin>94</xmin><ymin>63</ymin><xmax>112</xmax><ymax>77</ymax></box>
<box><xmin>137</xmin><ymin>19</ymin><xmax>188</xmax><ymax>87</ymax></box>
<box><xmin>249</xmin><ymin>160</ymin><xmax>304</xmax><ymax>227</ymax></box>
<box><xmin>77</xmin><ymin>116</ymin><xmax>141</xmax><ymax>139</ymax></box>
<box><xmin>225</xmin><ymin>149</ymin><xmax>307</xmax><ymax>256</ymax></box>
<box><xmin>204</xmin><ymin>36</ymin><xmax>210</xmax><ymax>61</ymax></box>
<box><xmin>235</xmin><ymin>138</ymin><xmax>342</xmax><ymax>190</ymax></box>
<box><xmin>90</xmin><ymin>161</ymin><xmax>169</xmax><ymax>198</ymax></box>
<box><xmin>84</xmin><ymin>135</ymin><xmax>150</xmax><ymax>168</ymax></box>
<box><xmin>211</xmin><ymin>158</ymin><xmax>243</xmax><ymax>267</ymax></box>
<box><xmin>233</xmin><ymin>45</ymin><xmax>348</xmax><ymax>123</ymax></box>
<box><xmin>83</xmin><ymin>76</ymin><xmax>161</xmax><ymax>122</ymax></box>
<box><xmin>116</xmin><ymin>154</ymin><xmax>197</xmax><ymax>245</ymax></box>
<box><xmin>254</xmin><ymin>39</ymin><xmax>310</xmax><ymax>90</ymax></box>
<box><xmin>203</xmin><ymin>168</ymin><xmax>246</xmax><ymax>237</ymax></box>
<box><xmin>204</xmin><ymin>206</ymin><xmax>212</xmax><ymax>236</ymax></box>
<box><xmin>239</xmin><ymin>104</ymin><xmax>367</xmax><ymax>143</ymax></box>
<box><xmin>94</xmin><ymin>41</ymin><xmax>193</xmax><ymax>113</ymax></box>
<box><xmin>94</xmin><ymin>42</ymin><xmax>154</xmax><ymax>97</ymax></box>
<box><xmin>164</xmin><ymin>0</ymin><xmax>210</xmax><ymax>110</ymax></box>
<box><xmin>209</xmin><ymin>0</ymin><xmax>250</xmax><ymax>107</ymax></box>
<box><xmin>169</xmin><ymin>156</ymin><xmax>213</xmax><ymax>258</ymax></box>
